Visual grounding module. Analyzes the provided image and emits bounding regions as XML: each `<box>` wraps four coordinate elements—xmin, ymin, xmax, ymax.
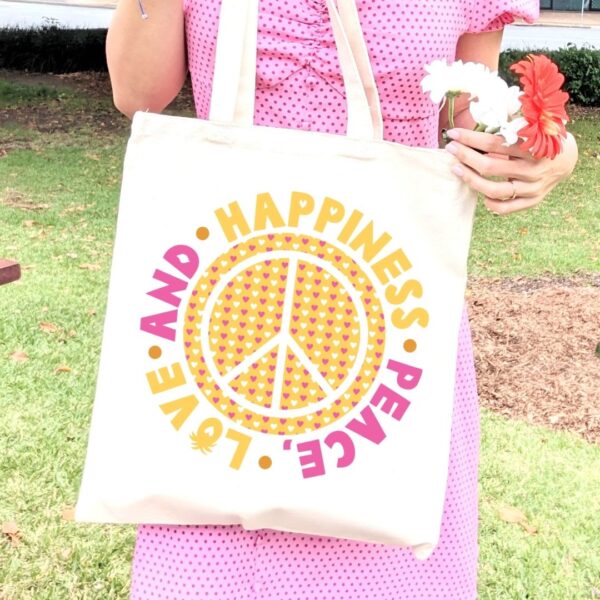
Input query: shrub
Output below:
<box><xmin>0</xmin><ymin>26</ymin><xmax>107</xmax><ymax>73</ymax></box>
<box><xmin>499</xmin><ymin>45</ymin><xmax>600</xmax><ymax>107</ymax></box>
<box><xmin>0</xmin><ymin>27</ymin><xmax>599</xmax><ymax>106</ymax></box>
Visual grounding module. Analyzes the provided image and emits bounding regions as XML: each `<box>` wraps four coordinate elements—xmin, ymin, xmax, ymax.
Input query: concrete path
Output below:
<box><xmin>502</xmin><ymin>23</ymin><xmax>600</xmax><ymax>49</ymax></box>
<box><xmin>534</xmin><ymin>10</ymin><xmax>600</xmax><ymax>26</ymax></box>
<box><xmin>0</xmin><ymin>0</ymin><xmax>112</xmax><ymax>28</ymax></box>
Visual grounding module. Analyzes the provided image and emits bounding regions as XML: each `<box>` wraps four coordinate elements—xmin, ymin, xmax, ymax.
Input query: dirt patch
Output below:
<box><xmin>468</xmin><ymin>277</ymin><xmax>600</xmax><ymax>444</ymax></box>
<box><xmin>55</xmin><ymin>71</ymin><xmax>196</xmax><ymax>113</ymax></box>
<box><xmin>0</xmin><ymin>69</ymin><xmax>195</xmax><ymax>138</ymax></box>
<box><xmin>569</xmin><ymin>104</ymin><xmax>600</xmax><ymax>120</ymax></box>
<box><xmin>469</xmin><ymin>273</ymin><xmax>600</xmax><ymax>292</ymax></box>
<box><xmin>1</xmin><ymin>188</ymin><xmax>49</xmax><ymax>211</ymax></box>
<box><xmin>0</xmin><ymin>104</ymin><xmax>127</xmax><ymax>136</ymax></box>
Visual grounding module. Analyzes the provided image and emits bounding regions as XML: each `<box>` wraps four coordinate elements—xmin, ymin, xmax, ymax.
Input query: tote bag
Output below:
<box><xmin>75</xmin><ymin>0</ymin><xmax>476</xmax><ymax>559</ymax></box>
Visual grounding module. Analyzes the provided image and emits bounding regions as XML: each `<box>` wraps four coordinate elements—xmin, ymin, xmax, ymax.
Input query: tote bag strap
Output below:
<box><xmin>208</xmin><ymin>0</ymin><xmax>259</xmax><ymax>128</ymax></box>
<box><xmin>209</xmin><ymin>0</ymin><xmax>383</xmax><ymax>141</ymax></box>
<box><xmin>336</xmin><ymin>0</ymin><xmax>383</xmax><ymax>140</ymax></box>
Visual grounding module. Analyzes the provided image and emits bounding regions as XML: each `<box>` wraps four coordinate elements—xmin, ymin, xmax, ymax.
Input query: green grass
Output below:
<box><xmin>0</xmin><ymin>138</ymin><xmax>134</xmax><ymax>599</ymax></box>
<box><xmin>0</xmin><ymin>79</ymin><xmax>599</xmax><ymax>599</ymax></box>
<box><xmin>479</xmin><ymin>411</ymin><xmax>600</xmax><ymax>599</ymax></box>
<box><xmin>0</xmin><ymin>79</ymin><xmax>108</xmax><ymax>112</ymax></box>
<box><xmin>0</xmin><ymin>80</ymin><xmax>64</xmax><ymax>106</ymax></box>
<box><xmin>469</xmin><ymin>112</ymin><xmax>600</xmax><ymax>276</ymax></box>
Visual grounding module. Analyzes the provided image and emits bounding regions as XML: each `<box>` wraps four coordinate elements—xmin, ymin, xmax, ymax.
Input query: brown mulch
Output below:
<box><xmin>468</xmin><ymin>277</ymin><xmax>600</xmax><ymax>444</ymax></box>
<box><xmin>0</xmin><ymin>71</ymin><xmax>126</xmax><ymax>136</ymax></box>
<box><xmin>0</xmin><ymin>70</ymin><xmax>195</xmax><ymax>139</ymax></box>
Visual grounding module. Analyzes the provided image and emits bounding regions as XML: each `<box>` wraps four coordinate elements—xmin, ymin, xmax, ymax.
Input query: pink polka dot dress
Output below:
<box><xmin>130</xmin><ymin>1</ymin><xmax>538</xmax><ymax>598</ymax></box>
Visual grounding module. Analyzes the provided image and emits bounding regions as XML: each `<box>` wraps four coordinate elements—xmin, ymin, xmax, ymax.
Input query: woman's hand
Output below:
<box><xmin>443</xmin><ymin>128</ymin><xmax>579</xmax><ymax>215</ymax></box>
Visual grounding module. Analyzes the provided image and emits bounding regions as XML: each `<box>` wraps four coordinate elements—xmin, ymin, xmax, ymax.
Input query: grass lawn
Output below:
<box><xmin>0</xmin><ymin>78</ymin><xmax>599</xmax><ymax>599</ymax></box>
<box><xmin>469</xmin><ymin>109</ymin><xmax>600</xmax><ymax>277</ymax></box>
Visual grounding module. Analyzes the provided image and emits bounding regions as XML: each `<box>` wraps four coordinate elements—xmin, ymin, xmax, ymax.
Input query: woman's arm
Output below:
<box><xmin>439</xmin><ymin>30</ymin><xmax>578</xmax><ymax>215</ymax></box>
<box><xmin>106</xmin><ymin>0</ymin><xmax>187</xmax><ymax>118</ymax></box>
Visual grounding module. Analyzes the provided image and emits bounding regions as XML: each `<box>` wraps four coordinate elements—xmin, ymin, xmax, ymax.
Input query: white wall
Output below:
<box><xmin>0</xmin><ymin>0</ymin><xmax>113</xmax><ymax>29</ymax></box>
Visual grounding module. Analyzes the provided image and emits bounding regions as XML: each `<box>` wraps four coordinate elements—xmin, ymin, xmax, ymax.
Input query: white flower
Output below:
<box><xmin>422</xmin><ymin>58</ymin><xmax>523</xmax><ymax>117</ymax></box>
<box><xmin>421</xmin><ymin>59</ymin><xmax>457</xmax><ymax>104</ymax></box>
<box><xmin>459</xmin><ymin>62</ymin><xmax>496</xmax><ymax>98</ymax></box>
<box><xmin>421</xmin><ymin>58</ymin><xmax>527</xmax><ymax>146</ymax></box>
<box><xmin>505</xmin><ymin>84</ymin><xmax>523</xmax><ymax>117</ymax></box>
<box><xmin>497</xmin><ymin>116</ymin><xmax>528</xmax><ymax>146</ymax></box>
<box><xmin>421</xmin><ymin>59</ymin><xmax>492</xmax><ymax>104</ymax></box>
<box><xmin>469</xmin><ymin>77</ymin><xmax>523</xmax><ymax>131</ymax></box>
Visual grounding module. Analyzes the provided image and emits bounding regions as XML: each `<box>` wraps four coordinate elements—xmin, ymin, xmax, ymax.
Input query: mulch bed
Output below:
<box><xmin>0</xmin><ymin>70</ymin><xmax>195</xmax><ymax>138</ymax></box>
<box><xmin>0</xmin><ymin>71</ymin><xmax>126</xmax><ymax>136</ymax></box>
<box><xmin>468</xmin><ymin>277</ymin><xmax>600</xmax><ymax>444</ymax></box>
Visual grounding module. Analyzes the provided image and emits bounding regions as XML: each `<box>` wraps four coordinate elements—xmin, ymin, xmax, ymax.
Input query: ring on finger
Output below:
<box><xmin>500</xmin><ymin>179</ymin><xmax>517</xmax><ymax>202</ymax></box>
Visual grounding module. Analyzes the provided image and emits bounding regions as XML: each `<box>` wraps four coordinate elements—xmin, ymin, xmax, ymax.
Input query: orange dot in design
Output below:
<box><xmin>148</xmin><ymin>346</ymin><xmax>162</xmax><ymax>359</ymax></box>
<box><xmin>259</xmin><ymin>456</ymin><xmax>272</xmax><ymax>469</ymax></box>
<box><xmin>196</xmin><ymin>227</ymin><xmax>210</xmax><ymax>241</ymax></box>
<box><xmin>403</xmin><ymin>339</ymin><xmax>417</xmax><ymax>353</ymax></box>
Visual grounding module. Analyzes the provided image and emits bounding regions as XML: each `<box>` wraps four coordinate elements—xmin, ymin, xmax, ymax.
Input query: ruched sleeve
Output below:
<box><xmin>466</xmin><ymin>0</ymin><xmax>539</xmax><ymax>34</ymax></box>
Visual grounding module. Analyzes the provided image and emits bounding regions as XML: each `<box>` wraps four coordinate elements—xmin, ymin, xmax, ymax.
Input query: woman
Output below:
<box><xmin>106</xmin><ymin>1</ymin><xmax>578</xmax><ymax>597</ymax></box>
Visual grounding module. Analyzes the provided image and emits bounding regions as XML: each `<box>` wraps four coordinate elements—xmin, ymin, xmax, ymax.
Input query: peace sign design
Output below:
<box><xmin>183</xmin><ymin>233</ymin><xmax>385</xmax><ymax>436</ymax></box>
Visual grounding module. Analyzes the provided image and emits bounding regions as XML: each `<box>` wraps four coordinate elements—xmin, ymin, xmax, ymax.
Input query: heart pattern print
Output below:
<box><xmin>183</xmin><ymin>233</ymin><xmax>386</xmax><ymax>436</ymax></box>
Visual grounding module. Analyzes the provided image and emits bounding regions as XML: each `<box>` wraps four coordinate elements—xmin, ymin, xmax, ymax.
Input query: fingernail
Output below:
<box><xmin>446</xmin><ymin>129</ymin><xmax>460</xmax><ymax>140</ymax></box>
<box><xmin>445</xmin><ymin>142</ymin><xmax>458</xmax><ymax>155</ymax></box>
<box><xmin>451</xmin><ymin>164</ymin><xmax>464</xmax><ymax>177</ymax></box>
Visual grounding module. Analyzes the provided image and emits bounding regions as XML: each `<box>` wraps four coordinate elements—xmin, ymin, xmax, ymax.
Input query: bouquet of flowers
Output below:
<box><xmin>421</xmin><ymin>54</ymin><xmax>570</xmax><ymax>160</ymax></box>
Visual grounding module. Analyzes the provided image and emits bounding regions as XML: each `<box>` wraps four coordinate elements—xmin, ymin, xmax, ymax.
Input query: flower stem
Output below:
<box><xmin>441</xmin><ymin>94</ymin><xmax>457</xmax><ymax>146</ymax></box>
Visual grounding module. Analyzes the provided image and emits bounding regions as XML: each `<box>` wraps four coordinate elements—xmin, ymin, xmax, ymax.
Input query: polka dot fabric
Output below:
<box><xmin>131</xmin><ymin>1</ymin><xmax>538</xmax><ymax>598</ymax></box>
<box><xmin>132</xmin><ymin>314</ymin><xmax>480</xmax><ymax>600</ymax></box>
<box><xmin>182</xmin><ymin>0</ymin><xmax>538</xmax><ymax>147</ymax></box>
<box><xmin>466</xmin><ymin>0</ymin><xmax>539</xmax><ymax>34</ymax></box>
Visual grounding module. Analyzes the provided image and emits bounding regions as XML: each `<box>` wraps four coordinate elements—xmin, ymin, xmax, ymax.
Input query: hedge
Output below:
<box><xmin>499</xmin><ymin>46</ymin><xmax>600</xmax><ymax>107</ymax></box>
<box><xmin>0</xmin><ymin>27</ymin><xmax>107</xmax><ymax>73</ymax></box>
<box><xmin>1</xmin><ymin>27</ymin><xmax>599</xmax><ymax>106</ymax></box>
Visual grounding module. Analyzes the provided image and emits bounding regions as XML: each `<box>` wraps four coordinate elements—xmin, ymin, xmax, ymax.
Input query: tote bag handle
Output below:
<box><xmin>209</xmin><ymin>0</ymin><xmax>383</xmax><ymax>141</ymax></box>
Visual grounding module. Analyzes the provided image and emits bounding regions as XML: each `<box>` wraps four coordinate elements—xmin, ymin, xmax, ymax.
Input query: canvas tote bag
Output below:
<box><xmin>75</xmin><ymin>0</ymin><xmax>476</xmax><ymax>559</ymax></box>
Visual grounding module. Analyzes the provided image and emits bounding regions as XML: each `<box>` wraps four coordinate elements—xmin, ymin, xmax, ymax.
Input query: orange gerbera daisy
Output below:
<box><xmin>510</xmin><ymin>54</ymin><xmax>570</xmax><ymax>160</ymax></box>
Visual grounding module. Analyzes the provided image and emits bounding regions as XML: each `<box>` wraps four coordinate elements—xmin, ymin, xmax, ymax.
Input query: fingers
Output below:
<box><xmin>451</xmin><ymin>161</ymin><xmax>544</xmax><ymax>215</ymax></box>
<box><xmin>450</xmin><ymin>161</ymin><xmax>522</xmax><ymax>200</ymax></box>
<box><xmin>443</xmin><ymin>129</ymin><xmax>556</xmax><ymax>215</ymax></box>
<box><xmin>445</xmin><ymin>141</ymin><xmax>539</xmax><ymax>182</ymax></box>
<box><xmin>446</xmin><ymin>128</ymin><xmax>533</xmax><ymax>160</ymax></box>
<box><xmin>484</xmin><ymin>196</ymin><xmax>541</xmax><ymax>215</ymax></box>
